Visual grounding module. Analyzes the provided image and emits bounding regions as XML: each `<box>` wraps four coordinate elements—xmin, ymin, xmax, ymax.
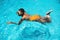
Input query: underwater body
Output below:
<box><xmin>0</xmin><ymin>0</ymin><xmax>60</xmax><ymax>40</ymax></box>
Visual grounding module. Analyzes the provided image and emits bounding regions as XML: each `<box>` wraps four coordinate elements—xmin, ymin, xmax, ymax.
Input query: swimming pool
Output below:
<box><xmin>0</xmin><ymin>0</ymin><xmax>60</xmax><ymax>40</ymax></box>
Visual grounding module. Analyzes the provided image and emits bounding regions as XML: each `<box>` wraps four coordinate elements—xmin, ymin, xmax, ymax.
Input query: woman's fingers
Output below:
<box><xmin>7</xmin><ymin>22</ymin><xmax>13</xmax><ymax>24</ymax></box>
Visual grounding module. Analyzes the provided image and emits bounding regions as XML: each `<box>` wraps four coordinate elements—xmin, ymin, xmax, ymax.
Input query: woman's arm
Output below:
<box><xmin>18</xmin><ymin>18</ymin><xmax>24</xmax><ymax>25</ymax></box>
<box><xmin>7</xmin><ymin>18</ymin><xmax>24</xmax><ymax>25</ymax></box>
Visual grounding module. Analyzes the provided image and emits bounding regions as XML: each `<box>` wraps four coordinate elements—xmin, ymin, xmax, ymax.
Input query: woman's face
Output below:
<box><xmin>17</xmin><ymin>11</ymin><xmax>23</xmax><ymax>16</ymax></box>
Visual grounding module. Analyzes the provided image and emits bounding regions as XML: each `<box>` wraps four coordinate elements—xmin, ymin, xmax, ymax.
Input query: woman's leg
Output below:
<box><xmin>44</xmin><ymin>10</ymin><xmax>53</xmax><ymax>22</ymax></box>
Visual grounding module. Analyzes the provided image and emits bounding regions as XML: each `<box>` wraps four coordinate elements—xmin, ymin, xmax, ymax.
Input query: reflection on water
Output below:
<box><xmin>0</xmin><ymin>0</ymin><xmax>60</xmax><ymax>40</ymax></box>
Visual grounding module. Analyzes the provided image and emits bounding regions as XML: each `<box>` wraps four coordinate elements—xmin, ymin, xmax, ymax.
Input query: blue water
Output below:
<box><xmin>0</xmin><ymin>0</ymin><xmax>60</xmax><ymax>40</ymax></box>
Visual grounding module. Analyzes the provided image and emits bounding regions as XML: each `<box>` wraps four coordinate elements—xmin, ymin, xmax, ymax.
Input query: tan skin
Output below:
<box><xmin>7</xmin><ymin>9</ymin><xmax>53</xmax><ymax>25</ymax></box>
<box><xmin>7</xmin><ymin>11</ymin><xmax>31</xmax><ymax>25</ymax></box>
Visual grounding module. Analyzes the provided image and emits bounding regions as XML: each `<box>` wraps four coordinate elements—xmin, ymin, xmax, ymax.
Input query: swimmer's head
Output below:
<box><xmin>17</xmin><ymin>8</ymin><xmax>25</xmax><ymax>16</ymax></box>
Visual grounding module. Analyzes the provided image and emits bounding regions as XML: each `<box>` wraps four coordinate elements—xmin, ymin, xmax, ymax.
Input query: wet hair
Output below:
<box><xmin>18</xmin><ymin>8</ymin><xmax>25</xmax><ymax>16</ymax></box>
<box><xmin>19</xmin><ymin>8</ymin><xmax>25</xmax><ymax>12</ymax></box>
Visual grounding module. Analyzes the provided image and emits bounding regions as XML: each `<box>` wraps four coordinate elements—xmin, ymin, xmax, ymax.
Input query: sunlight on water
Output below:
<box><xmin>0</xmin><ymin>0</ymin><xmax>60</xmax><ymax>40</ymax></box>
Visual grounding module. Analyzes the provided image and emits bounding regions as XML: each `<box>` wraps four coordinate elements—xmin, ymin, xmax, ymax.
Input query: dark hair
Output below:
<box><xmin>18</xmin><ymin>8</ymin><xmax>25</xmax><ymax>16</ymax></box>
<box><xmin>19</xmin><ymin>8</ymin><xmax>25</xmax><ymax>12</ymax></box>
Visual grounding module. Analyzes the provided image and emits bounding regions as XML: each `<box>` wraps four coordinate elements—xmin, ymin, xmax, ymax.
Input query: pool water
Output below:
<box><xmin>0</xmin><ymin>0</ymin><xmax>60</xmax><ymax>40</ymax></box>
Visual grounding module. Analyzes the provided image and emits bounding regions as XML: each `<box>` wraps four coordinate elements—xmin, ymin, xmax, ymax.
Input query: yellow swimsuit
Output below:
<box><xmin>29</xmin><ymin>15</ymin><xmax>41</xmax><ymax>21</ymax></box>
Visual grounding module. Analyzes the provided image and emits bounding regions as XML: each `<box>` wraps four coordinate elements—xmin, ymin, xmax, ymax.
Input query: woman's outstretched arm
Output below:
<box><xmin>7</xmin><ymin>18</ymin><xmax>24</xmax><ymax>25</ymax></box>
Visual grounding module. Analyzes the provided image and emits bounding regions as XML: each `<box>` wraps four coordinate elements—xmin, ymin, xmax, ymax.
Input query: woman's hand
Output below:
<box><xmin>7</xmin><ymin>21</ymin><xmax>17</xmax><ymax>25</ymax></box>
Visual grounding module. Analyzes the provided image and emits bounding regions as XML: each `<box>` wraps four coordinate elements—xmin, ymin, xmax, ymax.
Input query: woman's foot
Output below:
<box><xmin>46</xmin><ymin>10</ymin><xmax>53</xmax><ymax>15</ymax></box>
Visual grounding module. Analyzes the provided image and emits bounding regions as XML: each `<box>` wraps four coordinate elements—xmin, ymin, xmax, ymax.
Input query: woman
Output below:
<box><xmin>7</xmin><ymin>8</ymin><xmax>53</xmax><ymax>25</ymax></box>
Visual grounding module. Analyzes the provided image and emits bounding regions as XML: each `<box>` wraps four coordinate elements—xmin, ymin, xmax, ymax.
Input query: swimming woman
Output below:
<box><xmin>7</xmin><ymin>8</ymin><xmax>53</xmax><ymax>25</ymax></box>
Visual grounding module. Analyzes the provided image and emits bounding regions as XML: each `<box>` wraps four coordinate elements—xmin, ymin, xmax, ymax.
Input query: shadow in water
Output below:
<box><xmin>21</xmin><ymin>27</ymin><xmax>51</xmax><ymax>39</ymax></box>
